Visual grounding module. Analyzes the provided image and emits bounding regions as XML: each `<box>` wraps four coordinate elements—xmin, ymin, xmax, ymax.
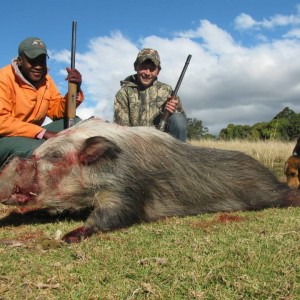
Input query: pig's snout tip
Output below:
<box><xmin>0</xmin><ymin>192</ymin><xmax>36</xmax><ymax>206</ymax></box>
<box><xmin>0</xmin><ymin>197</ymin><xmax>17</xmax><ymax>206</ymax></box>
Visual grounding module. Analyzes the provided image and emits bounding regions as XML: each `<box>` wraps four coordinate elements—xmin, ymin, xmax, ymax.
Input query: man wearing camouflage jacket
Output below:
<box><xmin>113</xmin><ymin>48</ymin><xmax>188</xmax><ymax>142</ymax></box>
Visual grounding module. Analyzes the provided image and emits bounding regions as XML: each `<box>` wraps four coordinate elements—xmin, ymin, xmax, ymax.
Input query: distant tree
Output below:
<box><xmin>271</xmin><ymin>107</ymin><xmax>300</xmax><ymax>140</ymax></box>
<box><xmin>187</xmin><ymin>118</ymin><xmax>213</xmax><ymax>140</ymax></box>
<box><xmin>285</xmin><ymin>114</ymin><xmax>300</xmax><ymax>140</ymax></box>
<box><xmin>219</xmin><ymin>124</ymin><xmax>251</xmax><ymax>140</ymax></box>
<box><xmin>273</xmin><ymin>107</ymin><xmax>296</xmax><ymax>120</ymax></box>
<box><xmin>219</xmin><ymin>107</ymin><xmax>300</xmax><ymax>141</ymax></box>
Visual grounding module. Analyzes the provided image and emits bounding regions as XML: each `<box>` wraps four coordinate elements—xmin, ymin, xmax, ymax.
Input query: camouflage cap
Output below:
<box><xmin>134</xmin><ymin>48</ymin><xmax>161</xmax><ymax>69</ymax></box>
<box><xmin>18</xmin><ymin>37</ymin><xmax>48</xmax><ymax>59</ymax></box>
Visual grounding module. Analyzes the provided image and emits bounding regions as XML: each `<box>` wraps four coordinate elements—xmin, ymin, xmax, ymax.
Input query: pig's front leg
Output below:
<box><xmin>62</xmin><ymin>193</ymin><xmax>143</xmax><ymax>243</ymax></box>
<box><xmin>86</xmin><ymin>194</ymin><xmax>143</xmax><ymax>232</ymax></box>
<box><xmin>62</xmin><ymin>226</ymin><xmax>95</xmax><ymax>243</ymax></box>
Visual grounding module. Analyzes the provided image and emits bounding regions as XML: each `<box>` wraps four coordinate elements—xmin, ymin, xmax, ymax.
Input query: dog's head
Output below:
<box><xmin>284</xmin><ymin>155</ymin><xmax>300</xmax><ymax>189</ymax></box>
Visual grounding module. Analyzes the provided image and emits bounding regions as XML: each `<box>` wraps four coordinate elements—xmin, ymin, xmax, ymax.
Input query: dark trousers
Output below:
<box><xmin>166</xmin><ymin>113</ymin><xmax>188</xmax><ymax>142</ymax></box>
<box><xmin>0</xmin><ymin>118</ymin><xmax>80</xmax><ymax>168</ymax></box>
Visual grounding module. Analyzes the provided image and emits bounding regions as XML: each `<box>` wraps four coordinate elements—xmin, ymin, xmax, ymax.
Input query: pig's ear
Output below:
<box><xmin>78</xmin><ymin>136</ymin><xmax>121</xmax><ymax>165</ymax></box>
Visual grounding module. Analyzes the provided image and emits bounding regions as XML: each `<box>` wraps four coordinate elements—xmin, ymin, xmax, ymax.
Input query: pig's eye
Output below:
<box><xmin>46</xmin><ymin>151</ymin><xmax>63</xmax><ymax>159</ymax></box>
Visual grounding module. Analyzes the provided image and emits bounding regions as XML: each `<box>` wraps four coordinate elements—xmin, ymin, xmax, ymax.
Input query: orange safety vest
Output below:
<box><xmin>0</xmin><ymin>61</ymin><xmax>84</xmax><ymax>138</ymax></box>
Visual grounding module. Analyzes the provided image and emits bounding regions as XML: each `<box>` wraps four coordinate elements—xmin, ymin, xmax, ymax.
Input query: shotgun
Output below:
<box><xmin>67</xmin><ymin>20</ymin><xmax>77</xmax><ymax>128</ymax></box>
<box><xmin>158</xmin><ymin>54</ymin><xmax>192</xmax><ymax>131</ymax></box>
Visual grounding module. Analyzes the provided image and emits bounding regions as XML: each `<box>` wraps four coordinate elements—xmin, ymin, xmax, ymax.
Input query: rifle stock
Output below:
<box><xmin>158</xmin><ymin>54</ymin><xmax>192</xmax><ymax>131</ymax></box>
<box><xmin>67</xmin><ymin>20</ymin><xmax>77</xmax><ymax>128</ymax></box>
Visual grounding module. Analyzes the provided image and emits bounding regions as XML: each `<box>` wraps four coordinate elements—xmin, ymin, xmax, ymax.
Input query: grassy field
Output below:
<box><xmin>0</xmin><ymin>140</ymin><xmax>299</xmax><ymax>299</ymax></box>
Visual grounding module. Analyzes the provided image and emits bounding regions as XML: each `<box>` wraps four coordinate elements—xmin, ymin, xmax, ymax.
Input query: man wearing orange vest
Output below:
<box><xmin>0</xmin><ymin>37</ymin><xmax>84</xmax><ymax>168</ymax></box>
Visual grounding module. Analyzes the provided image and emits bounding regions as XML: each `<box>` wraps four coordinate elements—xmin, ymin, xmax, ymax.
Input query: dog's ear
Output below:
<box><xmin>284</xmin><ymin>155</ymin><xmax>296</xmax><ymax>175</ymax></box>
<box><xmin>284</xmin><ymin>160</ymin><xmax>289</xmax><ymax>175</ymax></box>
<box><xmin>284</xmin><ymin>155</ymin><xmax>300</xmax><ymax>189</ymax></box>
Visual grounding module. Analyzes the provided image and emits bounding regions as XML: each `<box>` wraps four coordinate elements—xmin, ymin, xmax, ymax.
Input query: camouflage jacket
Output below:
<box><xmin>113</xmin><ymin>74</ymin><xmax>185</xmax><ymax>127</ymax></box>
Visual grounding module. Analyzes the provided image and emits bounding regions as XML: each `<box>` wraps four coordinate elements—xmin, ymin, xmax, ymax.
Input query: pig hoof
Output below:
<box><xmin>62</xmin><ymin>226</ymin><xmax>95</xmax><ymax>243</ymax></box>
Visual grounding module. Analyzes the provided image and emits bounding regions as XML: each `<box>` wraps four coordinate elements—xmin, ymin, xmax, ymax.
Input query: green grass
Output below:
<box><xmin>0</xmin><ymin>208</ymin><xmax>299</xmax><ymax>299</ymax></box>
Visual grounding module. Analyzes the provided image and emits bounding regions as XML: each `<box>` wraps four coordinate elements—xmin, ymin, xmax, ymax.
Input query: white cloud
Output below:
<box><xmin>50</xmin><ymin>14</ymin><xmax>300</xmax><ymax>136</ymax></box>
<box><xmin>284</xmin><ymin>28</ymin><xmax>300</xmax><ymax>38</ymax></box>
<box><xmin>175</xmin><ymin>20</ymin><xmax>239</xmax><ymax>55</ymax></box>
<box><xmin>234</xmin><ymin>13</ymin><xmax>257</xmax><ymax>30</ymax></box>
<box><xmin>234</xmin><ymin>9</ymin><xmax>300</xmax><ymax>31</ymax></box>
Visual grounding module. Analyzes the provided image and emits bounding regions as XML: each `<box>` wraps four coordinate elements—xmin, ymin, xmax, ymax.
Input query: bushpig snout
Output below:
<box><xmin>0</xmin><ymin>157</ymin><xmax>39</xmax><ymax>205</ymax></box>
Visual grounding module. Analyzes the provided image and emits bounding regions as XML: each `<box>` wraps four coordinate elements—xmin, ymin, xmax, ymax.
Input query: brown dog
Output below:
<box><xmin>284</xmin><ymin>155</ymin><xmax>300</xmax><ymax>189</ymax></box>
<box><xmin>284</xmin><ymin>138</ymin><xmax>300</xmax><ymax>189</ymax></box>
<box><xmin>285</xmin><ymin>136</ymin><xmax>300</xmax><ymax>189</ymax></box>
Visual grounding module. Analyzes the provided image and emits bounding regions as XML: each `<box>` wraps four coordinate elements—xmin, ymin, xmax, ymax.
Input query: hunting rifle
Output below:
<box><xmin>67</xmin><ymin>20</ymin><xmax>77</xmax><ymax>128</ymax></box>
<box><xmin>158</xmin><ymin>54</ymin><xmax>192</xmax><ymax>131</ymax></box>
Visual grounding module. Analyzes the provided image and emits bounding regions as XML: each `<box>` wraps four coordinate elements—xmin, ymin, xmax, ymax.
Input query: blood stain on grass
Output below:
<box><xmin>189</xmin><ymin>212</ymin><xmax>247</xmax><ymax>231</ymax></box>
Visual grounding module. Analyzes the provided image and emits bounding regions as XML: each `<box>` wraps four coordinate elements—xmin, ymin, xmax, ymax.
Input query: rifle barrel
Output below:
<box><xmin>71</xmin><ymin>21</ymin><xmax>77</xmax><ymax>69</ymax></box>
<box><xmin>172</xmin><ymin>54</ymin><xmax>192</xmax><ymax>97</ymax></box>
<box><xmin>67</xmin><ymin>20</ymin><xmax>77</xmax><ymax>128</ymax></box>
<box><xmin>158</xmin><ymin>54</ymin><xmax>192</xmax><ymax>131</ymax></box>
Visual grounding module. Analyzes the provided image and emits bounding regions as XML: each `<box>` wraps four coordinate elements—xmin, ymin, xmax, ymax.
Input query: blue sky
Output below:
<box><xmin>2</xmin><ymin>0</ymin><xmax>300</xmax><ymax>134</ymax></box>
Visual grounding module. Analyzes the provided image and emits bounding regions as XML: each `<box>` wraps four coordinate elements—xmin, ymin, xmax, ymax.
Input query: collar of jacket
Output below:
<box><xmin>120</xmin><ymin>74</ymin><xmax>158</xmax><ymax>89</ymax></box>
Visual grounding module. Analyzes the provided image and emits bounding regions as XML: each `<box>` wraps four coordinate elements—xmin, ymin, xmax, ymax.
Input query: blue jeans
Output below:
<box><xmin>166</xmin><ymin>113</ymin><xmax>188</xmax><ymax>142</ymax></box>
<box><xmin>0</xmin><ymin>117</ymin><xmax>81</xmax><ymax>168</ymax></box>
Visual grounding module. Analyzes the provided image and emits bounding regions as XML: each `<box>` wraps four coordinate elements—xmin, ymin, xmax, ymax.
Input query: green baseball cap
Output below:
<box><xmin>134</xmin><ymin>48</ymin><xmax>161</xmax><ymax>69</ymax></box>
<box><xmin>18</xmin><ymin>37</ymin><xmax>48</xmax><ymax>59</ymax></box>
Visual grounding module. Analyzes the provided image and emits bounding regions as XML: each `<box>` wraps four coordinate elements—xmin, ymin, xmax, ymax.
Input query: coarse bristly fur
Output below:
<box><xmin>0</xmin><ymin>117</ymin><xmax>299</xmax><ymax>242</ymax></box>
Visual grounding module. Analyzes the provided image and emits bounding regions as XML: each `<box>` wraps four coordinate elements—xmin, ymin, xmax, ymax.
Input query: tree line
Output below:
<box><xmin>187</xmin><ymin>107</ymin><xmax>300</xmax><ymax>141</ymax></box>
